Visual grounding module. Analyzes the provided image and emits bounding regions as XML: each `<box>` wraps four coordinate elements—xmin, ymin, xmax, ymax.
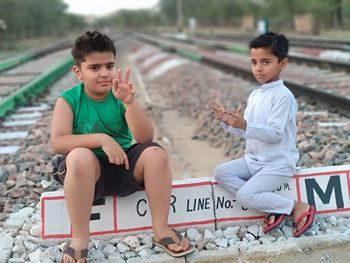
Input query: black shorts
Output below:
<box><xmin>51</xmin><ymin>142</ymin><xmax>162</xmax><ymax>201</ymax></box>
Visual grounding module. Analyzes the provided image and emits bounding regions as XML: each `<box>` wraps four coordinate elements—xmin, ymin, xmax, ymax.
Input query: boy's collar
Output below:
<box><xmin>260</xmin><ymin>79</ymin><xmax>283</xmax><ymax>89</ymax></box>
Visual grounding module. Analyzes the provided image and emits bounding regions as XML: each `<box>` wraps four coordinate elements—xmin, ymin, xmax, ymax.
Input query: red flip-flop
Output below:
<box><xmin>263</xmin><ymin>213</ymin><xmax>286</xmax><ymax>234</ymax></box>
<box><xmin>293</xmin><ymin>205</ymin><xmax>316</xmax><ymax>237</ymax></box>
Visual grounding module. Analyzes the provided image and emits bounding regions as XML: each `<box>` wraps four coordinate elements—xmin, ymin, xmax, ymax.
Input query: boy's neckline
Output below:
<box><xmin>260</xmin><ymin>79</ymin><xmax>283</xmax><ymax>89</ymax></box>
<box><xmin>81</xmin><ymin>83</ymin><xmax>112</xmax><ymax>103</ymax></box>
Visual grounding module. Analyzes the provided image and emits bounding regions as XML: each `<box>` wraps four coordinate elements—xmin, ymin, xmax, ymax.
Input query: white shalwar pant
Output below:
<box><xmin>214</xmin><ymin>157</ymin><xmax>294</xmax><ymax>215</ymax></box>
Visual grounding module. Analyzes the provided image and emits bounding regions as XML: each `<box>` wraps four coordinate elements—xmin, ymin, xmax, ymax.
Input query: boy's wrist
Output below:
<box><xmin>123</xmin><ymin>99</ymin><xmax>135</xmax><ymax>105</ymax></box>
<box><xmin>123</xmin><ymin>98</ymin><xmax>136</xmax><ymax>106</ymax></box>
<box><xmin>98</xmin><ymin>133</ymin><xmax>109</xmax><ymax>146</ymax></box>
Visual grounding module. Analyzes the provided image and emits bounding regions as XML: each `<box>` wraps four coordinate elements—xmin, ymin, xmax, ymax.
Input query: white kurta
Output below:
<box><xmin>214</xmin><ymin>79</ymin><xmax>298</xmax><ymax>215</ymax></box>
<box><xmin>222</xmin><ymin>79</ymin><xmax>299</xmax><ymax>174</ymax></box>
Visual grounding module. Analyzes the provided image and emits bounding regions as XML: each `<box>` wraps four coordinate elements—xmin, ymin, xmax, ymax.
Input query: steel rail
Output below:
<box><xmin>134</xmin><ymin>33</ymin><xmax>350</xmax><ymax>112</ymax></box>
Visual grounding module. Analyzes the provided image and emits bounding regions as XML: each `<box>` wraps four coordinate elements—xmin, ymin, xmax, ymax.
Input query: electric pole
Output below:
<box><xmin>177</xmin><ymin>0</ymin><xmax>183</xmax><ymax>33</ymax></box>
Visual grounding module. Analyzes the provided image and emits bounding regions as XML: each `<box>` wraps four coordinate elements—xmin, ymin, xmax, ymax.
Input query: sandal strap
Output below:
<box><xmin>157</xmin><ymin>236</ymin><xmax>178</xmax><ymax>246</ymax></box>
<box><xmin>155</xmin><ymin>230</ymin><xmax>186</xmax><ymax>247</ymax></box>
<box><xmin>172</xmin><ymin>229</ymin><xmax>185</xmax><ymax>240</ymax></box>
<box><xmin>63</xmin><ymin>243</ymin><xmax>88</xmax><ymax>261</ymax></box>
<box><xmin>175</xmin><ymin>232</ymin><xmax>184</xmax><ymax>241</ymax></box>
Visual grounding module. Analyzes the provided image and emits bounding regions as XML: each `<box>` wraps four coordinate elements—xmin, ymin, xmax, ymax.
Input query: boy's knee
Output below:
<box><xmin>142</xmin><ymin>146</ymin><xmax>168</xmax><ymax>164</ymax></box>
<box><xmin>236</xmin><ymin>187</ymin><xmax>254</xmax><ymax>208</ymax></box>
<box><xmin>66</xmin><ymin>147</ymin><xmax>97</xmax><ymax>172</ymax></box>
<box><xmin>213</xmin><ymin>165</ymin><xmax>225</xmax><ymax>183</ymax></box>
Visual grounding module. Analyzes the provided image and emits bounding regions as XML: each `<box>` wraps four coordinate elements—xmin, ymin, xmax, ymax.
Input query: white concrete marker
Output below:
<box><xmin>9</xmin><ymin>112</ymin><xmax>42</xmax><ymax>120</ymax></box>
<box><xmin>41</xmin><ymin>177</ymin><xmax>215</xmax><ymax>239</ymax></box>
<box><xmin>0</xmin><ymin>146</ymin><xmax>20</xmax><ymax>154</ymax></box>
<box><xmin>297</xmin><ymin>111</ymin><xmax>328</xmax><ymax>117</ymax></box>
<box><xmin>129</xmin><ymin>46</ymin><xmax>157</xmax><ymax>61</ymax></box>
<box><xmin>16</xmin><ymin>104</ymin><xmax>49</xmax><ymax>112</ymax></box>
<box><xmin>41</xmin><ymin>165</ymin><xmax>350</xmax><ymax>239</ymax></box>
<box><xmin>147</xmin><ymin>59</ymin><xmax>189</xmax><ymax>81</ymax></box>
<box><xmin>2</xmin><ymin>119</ymin><xmax>37</xmax><ymax>127</ymax></box>
<box><xmin>318</xmin><ymin>122</ymin><xmax>349</xmax><ymax>127</ymax></box>
<box><xmin>132</xmin><ymin>62</ymin><xmax>152</xmax><ymax>104</ymax></box>
<box><xmin>116</xmin><ymin>178</ymin><xmax>215</xmax><ymax>233</ymax></box>
<box><xmin>216</xmin><ymin>165</ymin><xmax>350</xmax><ymax>228</ymax></box>
<box><xmin>0</xmin><ymin>131</ymin><xmax>28</xmax><ymax>140</ymax></box>
<box><xmin>142</xmin><ymin>53</ymin><xmax>170</xmax><ymax>68</ymax></box>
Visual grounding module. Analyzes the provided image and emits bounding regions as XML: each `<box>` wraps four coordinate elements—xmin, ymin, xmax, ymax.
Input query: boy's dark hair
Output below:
<box><xmin>249</xmin><ymin>32</ymin><xmax>288</xmax><ymax>61</ymax></box>
<box><xmin>71</xmin><ymin>31</ymin><xmax>116</xmax><ymax>66</ymax></box>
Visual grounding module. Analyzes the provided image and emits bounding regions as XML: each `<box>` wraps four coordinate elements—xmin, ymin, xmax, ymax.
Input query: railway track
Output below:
<box><xmin>134</xmin><ymin>33</ymin><xmax>350</xmax><ymax>113</ymax></box>
<box><xmin>0</xmin><ymin>33</ymin><xmax>124</xmax><ymax>155</ymax></box>
<box><xmin>193</xmin><ymin>32</ymin><xmax>350</xmax><ymax>52</ymax></box>
<box><xmin>155</xmin><ymin>32</ymin><xmax>350</xmax><ymax>70</ymax></box>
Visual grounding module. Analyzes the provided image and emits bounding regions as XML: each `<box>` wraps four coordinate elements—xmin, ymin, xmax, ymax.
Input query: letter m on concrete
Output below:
<box><xmin>305</xmin><ymin>175</ymin><xmax>344</xmax><ymax>209</ymax></box>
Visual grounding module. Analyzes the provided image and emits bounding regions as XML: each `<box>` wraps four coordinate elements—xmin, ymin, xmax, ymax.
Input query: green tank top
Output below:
<box><xmin>61</xmin><ymin>83</ymin><xmax>133</xmax><ymax>157</ymax></box>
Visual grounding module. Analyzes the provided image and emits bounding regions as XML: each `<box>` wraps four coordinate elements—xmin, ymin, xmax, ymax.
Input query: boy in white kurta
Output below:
<box><xmin>213</xmin><ymin>32</ymin><xmax>316</xmax><ymax>237</ymax></box>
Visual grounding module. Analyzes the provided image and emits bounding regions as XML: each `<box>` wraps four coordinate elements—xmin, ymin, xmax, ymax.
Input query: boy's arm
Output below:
<box><xmin>221</xmin><ymin>122</ymin><xmax>245</xmax><ymax>137</ymax></box>
<box><xmin>50</xmin><ymin>97</ymin><xmax>107</xmax><ymax>154</ymax></box>
<box><xmin>245</xmin><ymin>95</ymin><xmax>296</xmax><ymax>143</ymax></box>
<box><xmin>124</xmin><ymin>100</ymin><xmax>154</xmax><ymax>143</ymax></box>
<box><xmin>112</xmin><ymin>69</ymin><xmax>154</xmax><ymax>143</ymax></box>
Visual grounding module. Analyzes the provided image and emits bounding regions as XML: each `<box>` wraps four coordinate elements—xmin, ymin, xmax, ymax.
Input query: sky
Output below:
<box><xmin>63</xmin><ymin>0</ymin><xmax>159</xmax><ymax>16</ymax></box>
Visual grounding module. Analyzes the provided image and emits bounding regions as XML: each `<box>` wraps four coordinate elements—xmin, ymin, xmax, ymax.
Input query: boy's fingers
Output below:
<box><xmin>129</xmin><ymin>83</ymin><xmax>135</xmax><ymax>94</ymax></box>
<box><xmin>112</xmin><ymin>79</ymin><xmax>118</xmax><ymax>90</ymax></box>
<box><xmin>236</xmin><ymin>105</ymin><xmax>243</xmax><ymax>114</ymax></box>
<box><xmin>225</xmin><ymin>111</ymin><xmax>234</xmax><ymax>117</ymax></box>
<box><xmin>123</xmin><ymin>153</ymin><xmax>129</xmax><ymax>170</ymax></box>
<box><xmin>211</xmin><ymin>101</ymin><xmax>219</xmax><ymax>107</ymax></box>
<box><xmin>211</xmin><ymin>100</ymin><xmax>222</xmax><ymax>110</ymax></box>
<box><xmin>108</xmin><ymin>155</ymin><xmax>115</xmax><ymax>164</ymax></box>
<box><xmin>124</xmin><ymin>68</ymin><xmax>131</xmax><ymax>83</ymax></box>
<box><xmin>117</xmin><ymin>69</ymin><xmax>122</xmax><ymax>82</ymax></box>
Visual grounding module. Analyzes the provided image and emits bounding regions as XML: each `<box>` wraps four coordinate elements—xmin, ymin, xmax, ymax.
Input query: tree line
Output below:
<box><xmin>0</xmin><ymin>0</ymin><xmax>349</xmax><ymax>48</ymax></box>
<box><xmin>0</xmin><ymin>0</ymin><xmax>85</xmax><ymax>47</ymax></box>
<box><xmin>96</xmin><ymin>0</ymin><xmax>349</xmax><ymax>32</ymax></box>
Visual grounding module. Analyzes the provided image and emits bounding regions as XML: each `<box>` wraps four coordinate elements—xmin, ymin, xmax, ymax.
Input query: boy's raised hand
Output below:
<box><xmin>112</xmin><ymin>68</ymin><xmax>135</xmax><ymax>104</ymax></box>
<box><xmin>212</xmin><ymin>101</ymin><xmax>228</xmax><ymax>123</ymax></box>
<box><xmin>227</xmin><ymin>106</ymin><xmax>247</xmax><ymax>130</ymax></box>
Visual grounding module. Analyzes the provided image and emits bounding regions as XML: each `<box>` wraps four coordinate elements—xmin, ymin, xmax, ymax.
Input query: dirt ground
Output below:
<box><xmin>134</xmin><ymin>73</ymin><xmax>231</xmax><ymax>180</ymax></box>
<box><xmin>153</xmin><ymin>105</ymin><xmax>231</xmax><ymax>180</ymax></box>
<box><xmin>124</xmin><ymin>51</ymin><xmax>231</xmax><ymax>180</ymax></box>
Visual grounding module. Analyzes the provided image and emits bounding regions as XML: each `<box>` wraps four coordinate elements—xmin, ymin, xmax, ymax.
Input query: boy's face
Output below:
<box><xmin>72</xmin><ymin>51</ymin><xmax>117</xmax><ymax>100</ymax></box>
<box><xmin>250</xmin><ymin>47</ymin><xmax>288</xmax><ymax>84</ymax></box>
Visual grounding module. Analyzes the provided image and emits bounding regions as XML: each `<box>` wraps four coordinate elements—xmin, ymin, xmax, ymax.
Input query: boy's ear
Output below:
<box><xmin>280</xmin><ymin>58</ymin><xmax>288</xmax><ymax>69</ymax></box>
<box><xmin>72</xmin><ymin>65</ymin><xmax>83</xmax><ymax>80</ymax></box>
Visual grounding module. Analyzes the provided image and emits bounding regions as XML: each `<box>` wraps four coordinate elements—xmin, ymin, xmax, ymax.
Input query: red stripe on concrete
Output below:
<box><xmin>294</xmin><ymin>169</ymin><xmax>350</xmax><ymax>178</ymax></box>
<box><xmin>172</xmin><ymin>181</ymin><xmax>212</xmax><ymax>188</ymax></box>
<box><xmin>217</xmin><ymin>215</ymin><xmax>265</xmax><ymax>222</ymax></box>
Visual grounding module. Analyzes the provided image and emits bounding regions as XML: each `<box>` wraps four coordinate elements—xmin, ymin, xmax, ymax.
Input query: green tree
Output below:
<box><xmin>0</xmin><ymin>0</ymin><xmax>86</xmax><ymax>46</ymax></box>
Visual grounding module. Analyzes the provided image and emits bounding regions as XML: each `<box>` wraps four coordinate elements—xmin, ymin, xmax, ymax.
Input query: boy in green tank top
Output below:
<box><xmin>51</xmin><ymin>31</ymin><xmax>194</xmax><ymax>262</ymax></box>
